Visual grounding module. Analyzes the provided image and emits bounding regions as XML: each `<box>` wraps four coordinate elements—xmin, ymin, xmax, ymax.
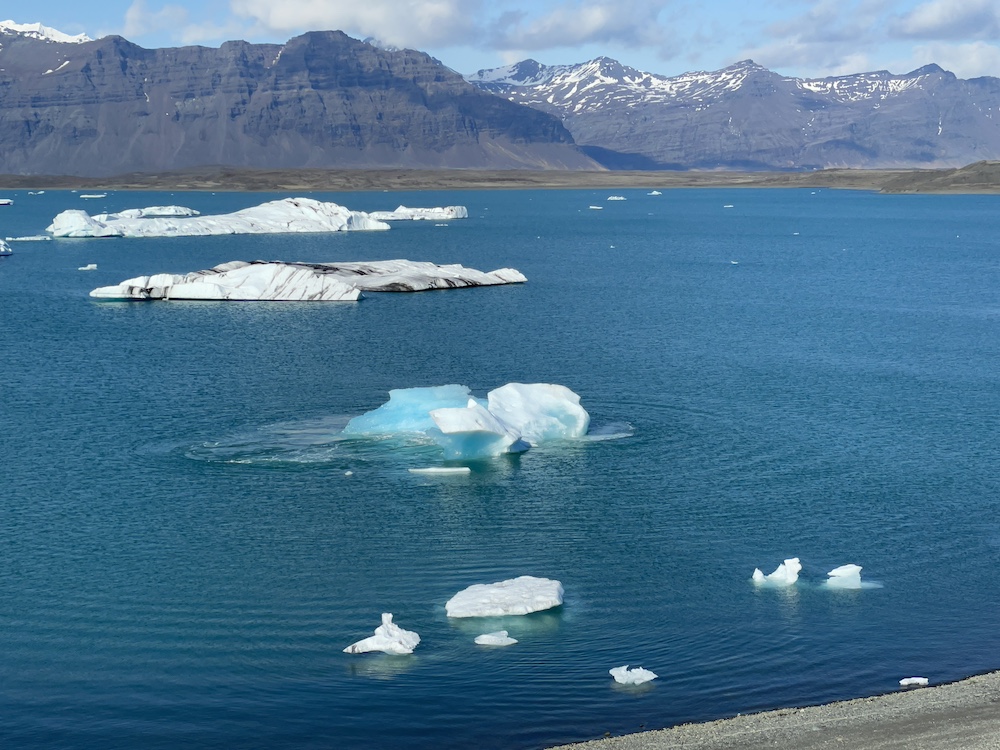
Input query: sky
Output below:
<box><xmin>16</xmin><ymin>0</ymin><xmax>1000</xmax><ymax>80</ymax></box>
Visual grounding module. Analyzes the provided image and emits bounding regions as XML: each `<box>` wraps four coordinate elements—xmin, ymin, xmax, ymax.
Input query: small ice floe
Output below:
<box><xmin>79</xmin><ymin>193</ymin><xmax>107</xmax><ymax>199</ymax></box>
<box><xmin>589</xmin><ymin>205</ymin><xmax>603</xmax><ymax>210</ymax></box>
<box><xmin>792</xmin><ymin>232</ymin><xmax>800</xmax><ymax>236</ymax></box>
<box><xmin>408</xmin><ymin>467</ymin><xmax>471</xmax><ymax>475</ymax></box>
<box><xmin>730</xmin><ymin>260</ymin><xmax>739</xmax><ymax>265</ymax></box>
<box><xmin>28</xmin><ymin>191</ymin><xmax>44</xmax><ymax>195</ymax></box>
<box><xmin>825</xmin><ymin>564</ymin><xmax>862</xmax><ymax>589</ymax></box>
<box><xmin>434</xmin><ymin>223</ymin><xmax>448</xmax><ymax>227</ymax></box>
<box><xmin>6</xmin><ymin>235</ymin><xmax>51</xmax><ymax>241</ymax></box>
<box><xmin>606</xmin><ymin>195</ymin><xmax>626</xmax><ymax>201</ymax></box>
<box><xmin>78</xmin><ymin>263</ymin><xmax>98</xmax><ymax>271</ymax></box>
<box><xmin>368</xmin><ymin>205</ymin><xmax>467</xmax><ymax>221</ymax></box>
<box><xmin>752</xmin><ymin>557</ymin><xmax>801</xmax><ymax>587</ymax></box>
<box><xmin>0</xmin><ymin>239</ymin><xmax>11</xmax><ymax>256</ymax></box>
<box><xmin>899</xmin><ymin>677</ymin><xmax>929</xmax><ymax>687</ymax></box>
<box><xmin>723</xmin><ymin>204</ymin><xmax>734</xmax><ymax>208</ymax></box>
<box><xmin>0</xmin><ymin>198</ymin><xmax>13</xmax><ymax>206</ymax></box>
<box><xmin>647</xmin><ymin>190</ymin><xmax>662</xmax><ymax>195</ymax></box>
<box><xmin>446</xmin><ymin>576</ymin><xmax>564</xmax><ymax>618</ymax></box>
<box><xmin>343</xmin><ymin>613</ymin><xmax>420</xmax><ymax>655</ymax></box>
<box><xmin>475</xmin><ymin>630</ymin><xmax>517</xmax><ymax>646</ymax></box>
<box><xmin>610</xmin><ymin>665</ymin><xmax>658</xmax><ymax>685</ymax></box>
<box><xmin>344</xmin><ymin>470</ymin><xmax>353</xmax><ymax>476</ymax></box>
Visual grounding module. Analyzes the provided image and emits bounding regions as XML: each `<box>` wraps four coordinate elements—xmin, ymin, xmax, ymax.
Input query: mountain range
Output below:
<box><xmin>4</xmin><ymin>20</ymin><xmax>1000</xmax><ymax>175</ymax></box>
<box><xmin>0</xmin><ymin>23</ymin><xmax>597</xmax><ymax>176</ymax></box>
<box><xmin>467</xmin><ymin>57</ymin><xmax>1000</xmax><ymax>170</ymax></box>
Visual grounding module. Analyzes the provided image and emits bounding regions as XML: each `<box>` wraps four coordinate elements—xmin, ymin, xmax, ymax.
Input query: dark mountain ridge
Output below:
<box><xmin>0</xmin><ymin>28</ymin><xmax>599</xmax><ymax>176</ymax></box>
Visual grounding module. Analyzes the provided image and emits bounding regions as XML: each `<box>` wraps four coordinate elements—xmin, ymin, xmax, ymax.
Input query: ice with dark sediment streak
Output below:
<box><xmin>89</xmin><ymin>260</ymin><xmax>526</xmax><ymax>301</ymax></box>
<box><xmin>610</xmin><ymin>665</ymin><xmax>658</xmax><ymax>685</ymax></box>
<box><xmin>446</xmin><ymin>576</ymin><xmax>564</xmax><ymax>618</ymax></box>
<box><xmin>343</xmin><ymin>613</ymin><xmax>420</xmax><ymax>655</ymax></box>
<box><xmin>343</xmin><ymin>383</ymin><xmax>588</xmax><ymax>460</ymax></box>
<box><xmin>752</xmin><ymin>557</ymin><xmax>801</xmax><ymax>587</ymax></box>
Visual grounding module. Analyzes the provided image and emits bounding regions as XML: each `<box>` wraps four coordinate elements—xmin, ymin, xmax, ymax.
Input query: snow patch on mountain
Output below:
<box><xmin>0</xmin><ymin>20</ymin><xmax>91</xmax><ymax>44</ymax></box>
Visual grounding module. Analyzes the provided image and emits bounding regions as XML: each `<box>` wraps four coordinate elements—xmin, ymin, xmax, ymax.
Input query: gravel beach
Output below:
<box><xmin>555</xmin><ymin>671</ymin><xmax>1000</xmax><ymax>750</ymax></box>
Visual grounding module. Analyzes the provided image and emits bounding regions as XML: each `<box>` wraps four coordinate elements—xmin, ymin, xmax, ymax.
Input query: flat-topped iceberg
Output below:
<box><xmin>368</xmin><ymin>205</ymin><xmax>468</xmax><ymax>221</ymax></box>
<box><xmin>343</xmin><ymin>613</ymin><xmax>420</xmax><ymax>655</ymax></box>
<box><xmin>474</xmin><ymin>631</ymin><xmax>518</xmax><ymax>646</ymax></box>
<box><xmin>90</xmin><ymin>260</ymin><xmax>525</xmax><ymax>301</ymax></box>
<box><xmin>48</xmin><ymin>197</ymin><xmax>389</xmax><ymax>237</ymax></box>
<box><xmin>610</xmin><ymin>665</ymin><xmax>658</xmax><ymax>685</ymax></box>
<box><xmin>825</xmin><ymin>564</ymin><xmax>863</xmax><ymax>589</ymax></box>
<box><xmin>445</xmin><ymin>576</ymin><xmax>564</xmax><ymax>618</ymax></box>
<box><xmin>343</xmin><ymin>383</ymin><xmax>588</xmax><ymax>460</ymax></box>
<box><xmin>752</xmin><ymin>557</ymin><xmax>801</xmax><ymax>587</ymax></box>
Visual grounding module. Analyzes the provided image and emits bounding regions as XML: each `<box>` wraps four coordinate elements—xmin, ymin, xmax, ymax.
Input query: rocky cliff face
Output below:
<box><xmin>468</xmin><ymin>58</ymin><xmax>1000</xmax><ymax>170</ymax></box>
<box><xmin>0</xmin><ymin>29</ymin><xmax>599</xmax><ymax>175</ymax></box>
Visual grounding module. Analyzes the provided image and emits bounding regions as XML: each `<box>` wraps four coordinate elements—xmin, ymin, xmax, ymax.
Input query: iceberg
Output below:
<box><xmin>93</xmin><ymin>206</ymin><xmax>201</xmax><ymax>220</ymax></box>
<box><xmin>474</xmin><ymin>631</ymin><xmax>518</xmax><ymax>646</ymax></box>
<box><xmin>48</xmin><ymin>197</ymin><xmax>389</xmax><ymax>238</ymax></box>
<box><xmin>647</xmin><ymin>190</ymin><xmax>662</xmax><ymax>195</ymax></box>
<box><xmin>899</xmin><ymin>677</ymin><xmax>928</xmax><ymax>687</ymax></box>
<box><xmin>607</xmin><ymin>195</ymin><xmax>626</xmax><ymax>201</ymax></box>
<box><xmin>0</xmin><ymin>198</ymin><xmax>12</xmax><ymax>206</ymax></box>
<box><xmin>343</xmin><ymin>613</ymin><xmax>420</xmax><ymax>655</ymax></box>
<box><xmin>368</xmin><ymin>205</ymin><xmax>468</xmax><ymax>221</ymax></box>
<box><xmin>0</xmin><ymin>239</ymin><xmax>11</xmax><ymax>256</ymax></box>
<box><xmin>78</xmin><ymin>264</ymin><xmax>97</xmax><ymax>271</ymax></box>
<box><xmin>825</xmin><ymin>564</ymin><xmax>863</xmax><ymax>589</ymax></box>
<box><xmin>610</xmin><ymin>665</ymin><xmax>658</xmax><ymax>685</ymax></box>
<box><xmin>408</xmin><ymin>466</ymin><xmax>472</xmax><ymax>475</ymax></box>
<box><xmin>752</xmin><ymin>557</ymin><xmax>801</xmax><ymax>587</ymax></box>
<box><xmin>343</xmin><ymin>383</ymin><xmax>588</xmax><ymax>460</ymax></box>
<box><xmin>90</xmin><ymin>260</ymin><xmax>525</xmax><ymax>301</ymax></box>
<box><xmin>445</xmin><ymin>576</ymin><xmax>564</xmax><ymax>618</ymax></box>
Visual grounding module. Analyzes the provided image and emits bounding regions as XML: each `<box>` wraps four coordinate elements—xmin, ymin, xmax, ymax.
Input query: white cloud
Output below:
<box><xmin>120</xmin><ymin>0</ymin><xmax>190</xmax><ymax>39</ymax></box>
<box><xmin>890</xmin><ymin>0</ymin><xmax>1000</xmax><ymax>40</ymax></box>
<box><xmin>901</xmin><ymin>40</ymin><xmax>1000</xmax><ymax>76</ymax></box>
<box><xmin>227</xmin><ymin>0</ymin><xmax>483</xmax><ymax>49</ymax></box>
<box><xmin>488</xmin><ymin>1</ymin><xmax>670</xmax><ymax>51</ymax></box>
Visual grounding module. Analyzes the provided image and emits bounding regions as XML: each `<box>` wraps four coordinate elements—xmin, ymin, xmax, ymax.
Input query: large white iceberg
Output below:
<box><xmin>445</xmin><ymin>576</ymin><xmax>564</xmax><ymax>618</ymax></box>
<box><xmin>368</xmin><ymin>205</ymin><xmax>468</xmax><ymax>221</ymax></box>
<box><xmin>752</xmin><ymin>557</ymin><xmax>801</xmax><ymax>587</ymax></box>
<box><xmin>343</xmin><ymin>383</ymin><xmax>588</xmax><ymax>460</ymax></box>
<box><xmin>343</xmin><ymin>613</ymin><xmax>420</xmax><ymax>655</ymax></box>
<box><xmin>48</xmin><ymin>197</ymin><xmax>389</xmax><ymax>237</ymax></box>
<box><xmin>610</xmin><ymin>665</ymin><xmax>658</xmax><ymax>685</ymax></box>
<box><xmin>89</xmin><ymin>260</ymin><xmax>525</xmax><ymax>301</ymax></box>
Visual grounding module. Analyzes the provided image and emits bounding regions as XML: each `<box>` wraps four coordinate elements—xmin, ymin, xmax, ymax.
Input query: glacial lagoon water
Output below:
<box><xmin>2</xmin><ymin>187</ymin><xmax>1000</xmax><ymax>748</ymax></box>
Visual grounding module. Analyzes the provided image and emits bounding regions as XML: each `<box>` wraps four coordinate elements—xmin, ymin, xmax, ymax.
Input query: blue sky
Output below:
<box><xmin>17</xmin><ymin>1</ymin><xmax>1000</xmax><ymax>79</ymax></box>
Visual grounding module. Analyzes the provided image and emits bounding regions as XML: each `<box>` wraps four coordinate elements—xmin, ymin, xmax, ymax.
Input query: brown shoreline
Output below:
<box><xmin>553</xmin><ymin>670</ymin><xmax>1000</xmax><ymax>750</ymax></box>
<box><xmin>2</xmin><ymin>162</ymin><xmax>1000</xmax><ymax>193</ymax></box>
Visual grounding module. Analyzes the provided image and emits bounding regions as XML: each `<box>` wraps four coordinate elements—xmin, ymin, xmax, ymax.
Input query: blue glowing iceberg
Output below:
<box><xmin>343</xmin><ymin>383</ymin><xmax>590</xmax><ymax>461</ymax></box>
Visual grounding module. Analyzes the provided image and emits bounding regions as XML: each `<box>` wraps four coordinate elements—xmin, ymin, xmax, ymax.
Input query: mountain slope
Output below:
<box><xmin>0</xmin><ymin>27</ymin><xmax>600</xmax><ymax>176</ymax></box>
<box><xmin>468</xmin><ymin>58</ymin><xmax>1000</xmax><ymax>169</ymax></box>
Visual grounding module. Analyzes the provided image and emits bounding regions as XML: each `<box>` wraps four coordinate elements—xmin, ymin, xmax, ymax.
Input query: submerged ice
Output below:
<box><xmin>343</xmin><ymin>383</ymin><xmax>589</xmax><ymax>460</ymax></box>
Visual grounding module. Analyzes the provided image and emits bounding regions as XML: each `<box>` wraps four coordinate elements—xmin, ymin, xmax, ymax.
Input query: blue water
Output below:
<box><xmin>3</xmin><ymin>187</ymin><xmax>1000</xmax><ymax>748</ymax></box>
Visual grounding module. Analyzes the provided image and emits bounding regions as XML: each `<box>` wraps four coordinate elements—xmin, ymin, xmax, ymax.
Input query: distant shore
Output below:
<box><xmin>553</xmin><ymin>669</ymin><xmax>1000</xmax><ymax>750</ymax></box>
<box><xmin>2</xmin><ymin>162</ymin><xmax>1000</xmax><ymax>193</ymax></box>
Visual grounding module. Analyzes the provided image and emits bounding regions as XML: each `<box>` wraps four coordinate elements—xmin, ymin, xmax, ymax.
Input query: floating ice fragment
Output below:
<box><xmin>344</xmin><ymin>385</ymin><xmax>478</xmax><ymax>435</ymax></box>
<box><xmin>6</xmin><ymin>235</ymin><xmax>51</xmax><ymax>241</ymax></box>
<box><xmin>752</xmin><ymin>557</ymin><xmax>801</xmax><ymax>587</ymax></box>
<box><xmin>344</xmin><ymin>471</ymin><xmax>353</xmax><ymax>476</ymax></box>
<box><xmin>343</xmin><ymin>613</ymin><xmax>420</xmax><ymax>655</ymax></box>
<box><xmin>368</xmin><ymin>205</ymin><xmax>467</xmax><ymax>221</ymax></box>
<box><xmin>647</xmin><ymin>190</ymin><xmax>662</xmax><ymax>195</ymax></box>
<box><xmin>430</xmin><ymin>399</ymin><xmax>529</xmax><ymax>459</ymax></box>
<box><xmin>79</xmin><ymin>194</ymin><xmax>107</xmax><ymax>199</ymax></box>
<box><xmin>78</xmin><ymin>263</ymin><xmax>97</xmax><ymax>271</ymax></box>
<box><xmin>0</xmin><ymin>239</ymin><xmax>11</xmax><ymax>256</ymax></box>
<box><xmin>0</xmin><ymin>198</ymin><xmax>12</xmax><ymax>206</ymax></box>
<box><xmin>825</xmin><ymin>564</ymin><xmax>863</xmax><ymax>589</ymax></box>
<box><xmin>486</xmin><ymin>383</ymin><xmax>590</xmax><ymax>445</ymax></box>
<box><xmin>610</xmin><ymin>665</ymin><xmax>658</xmax><ymax>685</ymax></box>
<box><xmin>408</xmin><ymin>466</ymin><xmax>471</xmax><ymax>475</ymax></box>
<box><xmin>589</xmin><ymin>205</ymin><xmax>603</xmax><ymax>210</ymax></box>
<box><xmin>446</xmin><ymin>576</ymin><xmax>564</xmax><ymax>618</ymax></box>
<box><xmin>899</xmin><ymin>677</ymin><xmax>928</xmax><ymax>687</ymax></box>
<box><xmin>723</xmin><ymin>204</ymin><xmax>734</xmax><ymax>208</ymax></box>
<box><xmin>475</xmin><ymin>631</ymin><xmax>518</xmax><ymax>646</ymax></box>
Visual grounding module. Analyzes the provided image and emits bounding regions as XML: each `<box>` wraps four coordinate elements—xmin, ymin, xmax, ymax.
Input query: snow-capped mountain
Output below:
<box><xmin>468</xmin><ymin>58</ymin><xmax>1000</xmax><ymax>169</ymax></box>
<box><xmin>0</xmin><ymin>20</ymin><xmax>91</xmax><ymax>44</ymax></box>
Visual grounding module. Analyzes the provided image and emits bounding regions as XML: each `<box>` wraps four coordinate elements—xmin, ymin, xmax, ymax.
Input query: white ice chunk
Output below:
<box><xmin>79</xmin><ymin>194</ymin><xmax>107</xmax><ymax>199</ymax></box>
<box><xmin>49</xmin><ymin>197</ymin><xmax>389</xmax><ymax>238</ymax></box>
<box><xmin>752</xmin><ymin>557</ymin><xmax>801</xmax><ymax>587</ymax></box>
<box><xmin>606</xmin><ymin>195</ymin><xmax>626</xmax><ymax>201</ymax></box>
<box><xmin>95</xmin><ymin>206</ymin><xmax>200</xmax><ymax>220</ymax></box>
<box><xmin>899</xmin><ymin>677</ymin><xmax>928</xmax><ymax>687</ymax></box>
<box><xmin>343</xmin><ymin>613</ymin><xmax>420</xmax><ymax>655</ymax></box>
<box><xmin>446</xmin><ymin>576</ymin><xmax>564</xmax><ymax>618</ymax></box>
<box><xmin>6</xmin><ymin>235</ymin><xmax>51</xmax><ymax>241</ymax></box>
<box><xmin>647</xmin><ymin>190</ymin><xmax>662</xmax><ymax>195</ymax></box>
<box><xmin>78</xmin><ymin>263</ymin><xmax>97</xmax><ymax>271</ymax></box>
<box><xmin>430</xmin><ymin>399</ymin><xmax>530</xmax><ymax>459</ymax></box>
<box><xmin>474</xmin><ymin>630</ymin><xmax>518</xmax><ymax>646</ymax></box>
<box><xmin>344</xmin><ymin>385</ymin><xmax>479</xmax><ymax>435</ymax></box>
<box><xmin>408</xmin><ymin>466</ymin><xmax>472</xmax><ymax>475</ymax></box>
<box><xmin>0</xmin><ymin>198</ymin><xmax>13</xmax><ymax>206</ymax></box>
<box><xmin>588</xmin><ymin>205</ymin><xmax>603</xmax><ymax>209</ymax></box>
<box><xmin>486</xmin><ymin>383</ymin><xmax>590</xmax><ymax>445</ymax></box>
<box><xmin>825</xmin><ymin>564</ymin><xmax>863</xmax><ymax>589</ymax></box>
<box><xmin>610</xmin><ymin>665</ymin><xmax>658</xmax><ymax>685</ymax></box>
<box><xmin>368</xmin><ymin>205</ymin><xmax>468</xmax><ymax>221</ymax></box>
<box><xmin>0</xmin><ymin>239</ymin><xmax>11</xmax><ymax>255</ymax></box>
